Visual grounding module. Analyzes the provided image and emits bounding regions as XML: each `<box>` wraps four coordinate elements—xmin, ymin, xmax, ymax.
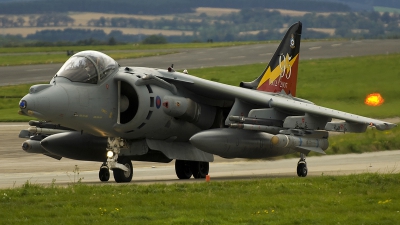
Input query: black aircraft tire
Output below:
<box><xmin>113</xmin><ymin>157</ymin><xmax>133</xmax><ymax>183</ymax></box>
<box><xmin>99</xmin><ymin>167</ymin><xmax>110</xmax><ymax>182</ymax></box>
<box><xmin>297</xmin><ymin>162</ymin><xmax>307</xmax><ymax>177</ymax></box>
<box><xmin>175</xmin><ymin>160</ymin><xmax>192</xmax><ymax>179</ymax></box>
<box><xmin>190</xmin><ymin>161</ymin><xmax>209</xmax><ymax>179</ymax></box>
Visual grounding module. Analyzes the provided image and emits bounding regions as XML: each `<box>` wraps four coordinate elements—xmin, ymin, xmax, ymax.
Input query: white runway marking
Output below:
<box><xmin>164</xmin><ymin>60</ymin><xmax>181</xmax><ymax>63</ymax></box>
<box><xmin>309</xmin><ymin>46</ymin><xmax>322</xmax><ymax>50</ymax></box>
<box><xmin>26</xmin><ymin>68</ymin><xmax>55</xmax><ymax>72</ymax></box>
<box><xmin>230</xmin><ymin>56</ymin><xmax>245</xmax><ymax>59</ymax></box>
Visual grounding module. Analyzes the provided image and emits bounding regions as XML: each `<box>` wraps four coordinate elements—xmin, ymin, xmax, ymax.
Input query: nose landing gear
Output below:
<box><xmin>98</xmin><ymin>137</ymin><xmax>133</xmax><ymax>183</ymax></box>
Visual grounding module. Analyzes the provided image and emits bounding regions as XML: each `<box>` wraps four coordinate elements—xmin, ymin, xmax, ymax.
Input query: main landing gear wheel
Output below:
<box><xmin>113</xmin><ymin>157</ymin><xmax>133</xmax><ymax>183</ymax></box>
<box><xmin>175</xmin><ymin>160</ymin><xmax>192</xmax><ymax>179</ymax></box>
<box><xmin>190</xmin><ymin>161</ymin><xmax>209</xmax><ymax>179</ymax></box>
<box><xmin>175</xmin><ymin>160</ymin><xmax>210</xmax><ymax>179</ymax></box>
<box><xmin>297</xmin><ymin>153</ymin><xmax>308</xmax><ymax>177</ymax></box>
<box><xmin>99</xmin><ymin>164</ymin><xmax>110</xmax><ymax>182</ymax></box>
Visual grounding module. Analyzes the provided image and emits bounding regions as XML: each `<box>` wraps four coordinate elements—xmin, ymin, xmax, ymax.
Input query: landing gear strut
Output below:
<box><xmin>98</xmin><ymin>137</ymin><xmax>133</xmax><ymax>183</ymax></box>
<box><xmin>297</xmin><ymin>153</ymin><xmax>308</xmax><ymax>177</ymax></box>
<box><xmin>175</xmin><ymin>160</ymin><xmax>209</xmax><ymax>179</ymax></box>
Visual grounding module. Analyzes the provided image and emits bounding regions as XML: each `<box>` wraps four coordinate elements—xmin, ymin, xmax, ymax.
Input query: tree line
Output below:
<box><xmin>1</xmin><ymin>8</ymin><xmax>399</xmax><ymax>46</ymax></box>
<box><xmin>0</xmin><ymin>0</ymin><xmax>350</xmax><ymax>15</ymax></box>
<box><xmin>0</xmin><ymin>14</ymin><xmax>74</xmax><ymax>27</ymax></box>
<box><xmin>85</xmin><ymin>9</ymin><xmax>400</xmax><ymax>40</ymax></box>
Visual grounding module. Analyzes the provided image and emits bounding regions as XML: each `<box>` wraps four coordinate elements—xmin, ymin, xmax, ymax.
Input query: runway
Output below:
<box><xmin>0</xmin><ymin>123</ymin><xmax>399</xmax><ymax>189</ymax></box>
<box><xmin>1</xmin><ymin>39</ymin><xmax>399</xmax><ymax>86</ymax></box>
<box><xmin>1</xmin><ymin>39</ymin><xmax>399</xmax><ymax>188</ymax></box>
<box><xmin>1</xmin><ymin>148</ymin><xmax>399</xmax><ymax>189</ymax></box>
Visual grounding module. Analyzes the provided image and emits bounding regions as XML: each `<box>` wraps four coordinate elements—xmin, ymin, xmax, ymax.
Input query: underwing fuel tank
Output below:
<box><xmin>189</xmin><ymin>128</ymin><xmax>294</xmax><ymax>159</ymax></box>
<box><xmin>40</xmin><ymin>132</ymin><xmax>108</xmax><ymax>162</ymax></box>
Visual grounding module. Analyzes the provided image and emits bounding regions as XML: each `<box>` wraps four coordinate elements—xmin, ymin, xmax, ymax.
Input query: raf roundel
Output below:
<box><xmin>290</xmin><ymin>34</ymin><xmax>295</xmax><ymax>49</ymax></box>
<box><xmin>156</xmin><ymin>96</ymin><xmax>161</xmax><ymax>109</ymax></box>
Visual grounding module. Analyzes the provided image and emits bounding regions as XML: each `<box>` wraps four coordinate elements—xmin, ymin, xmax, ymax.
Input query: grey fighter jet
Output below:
<box><xmin>18</xmin><ymin>22</ymin><xmax>396</xmax><ymax>182</ymax></box>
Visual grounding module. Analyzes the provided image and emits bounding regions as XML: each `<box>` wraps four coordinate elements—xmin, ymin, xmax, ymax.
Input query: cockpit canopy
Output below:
<box><xmin>56</xmin><ymin>51</ymin><xmax>118</xmax><ymax>84</ymax></box>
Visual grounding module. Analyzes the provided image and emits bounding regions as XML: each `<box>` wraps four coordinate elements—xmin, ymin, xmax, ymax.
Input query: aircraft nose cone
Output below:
<box><xmin>19</xmin><ymin>84</ymin><xmax>68</xmax><ymax>120</ymax></box>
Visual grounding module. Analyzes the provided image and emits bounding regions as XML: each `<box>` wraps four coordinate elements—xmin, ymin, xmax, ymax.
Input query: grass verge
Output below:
<box><xmin>0</xmin><ymin>41</ymin><xmax>269</xmax><ymax>54</ymax></box>
<box><xmin>0</xmin><ymin>173</ymin><xmax>399</xmax><ymax>224</ymax></box>
<box><xmin>0</xmin><ymin>51</ymin><xmax>177</xmax><ymax>66</ymax></box>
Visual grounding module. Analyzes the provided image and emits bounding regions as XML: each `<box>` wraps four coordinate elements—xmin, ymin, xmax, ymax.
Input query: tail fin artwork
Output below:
<box><xmin>240</xmin><ymin>22</ymin><xmax>302</xmax><ymax>96</ymax></box>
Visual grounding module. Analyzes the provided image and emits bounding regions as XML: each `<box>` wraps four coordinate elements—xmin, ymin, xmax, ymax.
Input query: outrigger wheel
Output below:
<box><xmin>296</xmin><ymin>153</ymin><xmax>308</xmax><ymax>177</ymax></box>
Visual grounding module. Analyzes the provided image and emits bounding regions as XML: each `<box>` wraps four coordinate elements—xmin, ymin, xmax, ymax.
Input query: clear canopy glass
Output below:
<box><xmin>56</xmin><ymin>51</ymin><xmax>118</xmax><ymax>84</ymax></box>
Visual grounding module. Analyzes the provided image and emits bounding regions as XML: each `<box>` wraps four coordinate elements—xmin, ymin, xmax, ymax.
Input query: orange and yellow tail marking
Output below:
<box><xmin>257</xmin><ymin>54</ymin><xmax>299</xmax><ymax>89</ymax></box>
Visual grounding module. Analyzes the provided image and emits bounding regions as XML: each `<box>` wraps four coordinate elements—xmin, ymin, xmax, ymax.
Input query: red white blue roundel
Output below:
<box><xmin>156</xmin><ymin>96</ymin><xmax>161</xmax><ymax>109</ymax></box>
<box><xmin>290</xmin><ymin>34</ymin><xmax>295</xmax><ymax>49</ymax></box>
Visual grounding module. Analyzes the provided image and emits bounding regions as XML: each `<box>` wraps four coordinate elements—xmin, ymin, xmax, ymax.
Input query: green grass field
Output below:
<box><xmin>0</xmin><ymin>41</ymin><xmax>268</xmax><ymax>54</ymax></box>
<box><xmin>0</xmin><ymin>51</ymin><xmax>177</xmax><ymax>66</ymax></box>
<box><xmin>0</xmin><ymin>173</ymin><xmax>399</xmax><ymax>224</ymax></box>
<box><xmin>0</xmin><ymin>42</ymin><xmax>267</xmax><ymax>66</ymax></box>
<box><xmin>374</xmin><ymin>6</ymin><xmax>400</xmax><ymax>13</ymax></box>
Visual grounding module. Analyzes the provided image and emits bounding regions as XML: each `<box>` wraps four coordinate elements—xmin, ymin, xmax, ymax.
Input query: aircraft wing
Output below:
<box><xmin>159</xmin><ymin>72</ymin><xmax>396</xmax><ymax>132</ymax></box>
<box><xmin>267</xmin><ymin>97</ymin><xmax>396</xmax><ymax>131</ymax></box>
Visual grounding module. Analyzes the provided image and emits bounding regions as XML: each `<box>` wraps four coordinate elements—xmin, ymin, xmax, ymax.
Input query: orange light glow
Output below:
<box><xmin>365</xmin><ymin>93</ymin><xmax>384</xmax><ymax>106</ymax></box>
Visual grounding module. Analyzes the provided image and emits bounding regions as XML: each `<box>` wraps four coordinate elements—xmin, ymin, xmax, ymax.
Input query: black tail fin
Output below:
<box><xmin>240</xmin><ymin>22</ymin><xmax>302</xmax><ymax>96</ymax></box>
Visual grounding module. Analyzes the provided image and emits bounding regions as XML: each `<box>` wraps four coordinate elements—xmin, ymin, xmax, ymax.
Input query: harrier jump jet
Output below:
<box><xmin>18</xmin><ymin>22</ymin><xmax>396</xmax><ymax>182</ymax></box>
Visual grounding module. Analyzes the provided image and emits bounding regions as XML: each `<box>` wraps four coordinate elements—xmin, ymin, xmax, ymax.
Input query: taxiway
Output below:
<box><xmin>1</xmin><ymin>39</ymin><xmax>399</xmax><ymax>86</ymax></box>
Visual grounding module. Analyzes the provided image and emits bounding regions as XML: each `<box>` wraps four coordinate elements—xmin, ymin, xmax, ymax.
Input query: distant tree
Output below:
<box><xmin>35</xmin><ymin>14</ymin><xmax>74</xmax><ymax>27</ymax></box>
<box><xmin>381</xmin><ymin>12</ymin><xmax>391</xmax><ymax>24</ymax></box>
<box><xmin>335</xmin><ymin>26</ymin><xmax>350</xmax><ymax>37</ymax></box>
<box><xmin>386</xmin><ymin>21</ymin><xmax>399</xmax><ymax>32</ymax></box>
<box><xmin>199</xmin><ymin>13</ymin><xmax>207</xmax><ymax>18</ymax></box>
<box><xmin>28</xmin><ymin>15</ymin><xmax>36</xmax><ymax>26</ymax></box>
<box><xmin>16</xmin><ymin>17</ymin><xmax>25</xmax><ymax>27</ymax></box>
<box><xmin>99</xmin><ymin>17</ymin><xmax>107</xmax><ymax>27</ymax></box>
<box><xmin>108</xmin><ymin>37</ymin><xmax>117</xmax><ymax>45</ymax></box>
<box><xmin>368</xmin><ymin>24</ymin><xmax>385</xmax><ymax>37</ymax></box>
<box><xmin>142</xmin><ymin>35</ymin><xmax>167</xmax><ymax>44</ymax></box>
<box><xmin>0</xmin><ymin>16</ymin><xmax>13</xmax><ymax>27</ymax></box>
<box><xmin>368</xmin><ymin>11</ymin><xmax>381</xmax><ymax>22</ymax></box>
